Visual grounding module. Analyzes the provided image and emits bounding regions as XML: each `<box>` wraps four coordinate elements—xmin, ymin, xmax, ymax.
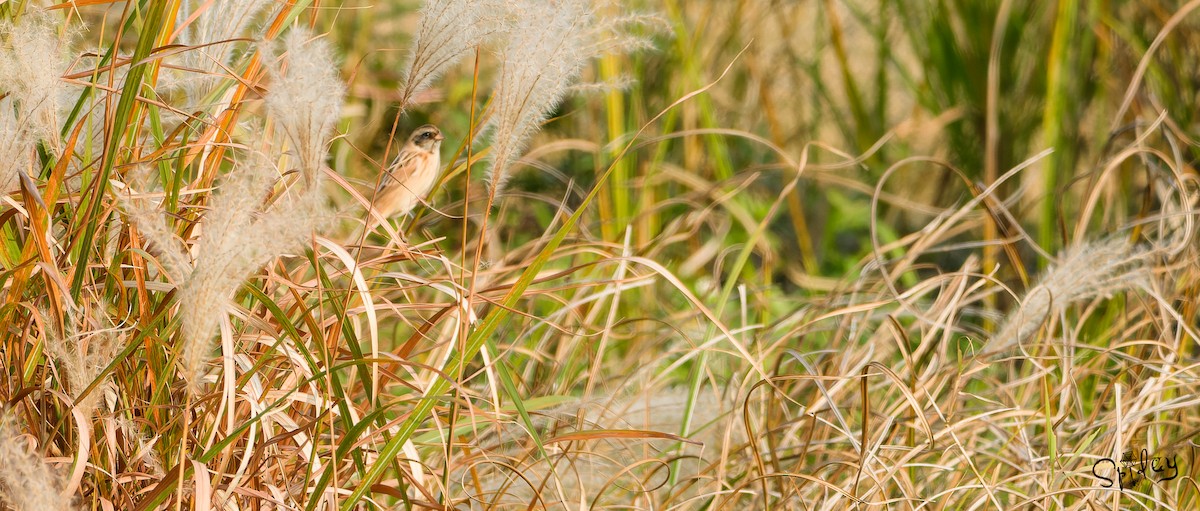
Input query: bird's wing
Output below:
<box><xmin>377</xmin><ymin>149</ymin><xmax>420</xmax><ymax>193</ymax></box>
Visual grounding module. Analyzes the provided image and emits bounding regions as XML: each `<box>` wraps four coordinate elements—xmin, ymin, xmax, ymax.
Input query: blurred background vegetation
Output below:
<box><xmin>329</xmin><ymin>0</ymin><xmax>1199</xmax><ymax>284</ymax></box>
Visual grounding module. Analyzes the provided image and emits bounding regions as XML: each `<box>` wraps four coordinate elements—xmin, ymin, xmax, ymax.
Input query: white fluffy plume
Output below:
<box><xmin>264</xmin><ymin>27</ymin><xmax>346</xmax><ymax>186</ymax></box>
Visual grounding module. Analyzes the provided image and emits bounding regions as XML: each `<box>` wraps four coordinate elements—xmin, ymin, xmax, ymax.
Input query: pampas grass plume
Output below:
<box><xmin>179</xmin><ymin>0</ymin><xmax>273</xmax><ymax>103</ymax></box>
<box><xmin>132</xmin><ymin>27</ymin><xmax>346</xmax><ymax>388</ymax></box>
<box><xmin>0</xmin><ymin>11</ymin><xmax>70</xmax><ymax>192</ymax></box>
<box><xmin>0</xmin><ymin>12</ymin><xmax>68</xmax><ymax>148</ymax></box>
<box><xmin>43</xmin><ymin>304</ymin><xmax>124</xmax><ymax>418</ymax></box>
<box><xmin>176</xmin><ymin>159</ymin><xmax>272</xmax><ymax>384</ymax></box>
<box><xmin>480</xmin><ymin>0</ymin><xmax>662</xmax><ymax>193</ymax></box>
<box><xmin>0</xmin><ymin>109</ymin><xmax>23</xmax><ymax>195</ymax></box>
<box><xmin>265</xmin><ymin>28</ymin><xmax>346</xmax><ymax>186</ymax></box>
<box><xmin>398</xmin><ymin>0</ymin><xmax>504</xmax><ymax>111</ymax></box>
<box><xmin>0</xmin><ymin>410</ymin><xmax>75</xmax><ymax>511</ymax></box>
<box><xmin>992</xmin><ymin>237</ymin><xmax>1154</xmax><ymax>351</ymax></box>
<box><xmin>176</xmin><ymin>154</ymin><xmax>323</xmax><ymax>386</ymax></box>
<box><xmin>482</xmin><ymin>0</ymin><xmax>594</xmax><ymax>193</ymax></box>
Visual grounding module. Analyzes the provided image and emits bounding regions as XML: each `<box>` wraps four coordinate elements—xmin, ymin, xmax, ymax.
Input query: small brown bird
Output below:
<box><xmin>366</xmin><ymin>124</ymin><xmax>444</xmax><ymax>232</ymax></box>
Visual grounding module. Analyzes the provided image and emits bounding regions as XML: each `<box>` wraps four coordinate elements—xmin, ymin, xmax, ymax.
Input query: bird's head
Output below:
<box><xmin>409</xmin><ymin>124</ymin><xmax>444</xmax><ymax>152</ymax></box>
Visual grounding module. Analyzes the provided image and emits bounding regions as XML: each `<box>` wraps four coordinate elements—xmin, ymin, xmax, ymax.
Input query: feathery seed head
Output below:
<box><xmin>122</xmin><ymin>167</ymin><xmax>192</xmax><ymax>279</ymax></box>
<box><xmin>480</xmin><ymin>0</ymin><xmax>663</xmax><ymax>193</ymax></box>
<box><xmin>43</xmin><ymin>302</ymin><xmax>124</xmax><ymax>418</ymax></box>
<box><xmin>0</xmin><ymin>11</ymin><xmax>70</xmax><ymax>149</ymax></box>
<box><xmin>264</xmin><ymin>28</ymin><xmax>346</xmax><ymax>188</ymax></box>
<box><xmin>177</xmin><ymin>154</ymin><xmax>276</xmax><ymax>386</ymax></box>
<box><xmin>178</xmin><ymin>0</ymin><xmax>273</xmax><ymax>104</ymax></box>
<box><xmin>992</xmin><ymin>237</ymin><xmax>1154</xmax><ymax>352</ymax></box>
<box><xmin>0</xmin><ymin>11</ymin><xmax>70</xmax><ymax>192</ymax></box>
<box><xmin>399</xmin><ymin>0</ymin><xmax>506</xmax><ymax>111</ymax></box>
<box><xmin>177</xmin><ymin>152</ymin><xmax>330</xmax><ymax>388</ymax></box>
<box><xmin>0</xmin><ymin>108</ymin><xmax>24</xmax><ymax>195</ymax></box>
<box><xmin>481</xmin><ymin>0</ymin><xmax>593</xmax><ymax>193</ymax></box>
<box><xmin>0</xmin><ymin>410</ymin><xmax>75</xmax><ymax>511</ymax></box>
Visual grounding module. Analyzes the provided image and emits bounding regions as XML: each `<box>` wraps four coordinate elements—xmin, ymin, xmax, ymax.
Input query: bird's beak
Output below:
<box><xmin>434</xmin><ymin>133</ymin><xmax>445</xmax><ymax>141</ymax></box>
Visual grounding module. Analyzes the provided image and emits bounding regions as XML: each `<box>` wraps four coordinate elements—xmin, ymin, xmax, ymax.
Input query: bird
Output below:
<box><xmin>364</xmin><ymin>124</ymin><xmax>444</xmax><ymax>234</ymax></box>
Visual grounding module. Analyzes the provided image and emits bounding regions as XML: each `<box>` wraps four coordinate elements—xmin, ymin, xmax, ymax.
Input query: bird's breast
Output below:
<box><xmin>409</xmin><ymin>151</ymin><xmax>440</xmax><ymax>196</ymax></box>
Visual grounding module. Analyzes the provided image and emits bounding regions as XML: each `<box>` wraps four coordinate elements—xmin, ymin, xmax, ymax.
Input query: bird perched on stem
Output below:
<box><xmin>363</xmin><ymin>124</ymin><xmax>444</xmax><ymax>234</ymax></box>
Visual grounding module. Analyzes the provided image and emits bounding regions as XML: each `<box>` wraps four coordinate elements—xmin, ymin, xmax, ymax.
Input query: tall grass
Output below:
<box><xmin>0</xmin><ymin>0</ymin><xmax>1198</xmax><ymax>510</ymax></box>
